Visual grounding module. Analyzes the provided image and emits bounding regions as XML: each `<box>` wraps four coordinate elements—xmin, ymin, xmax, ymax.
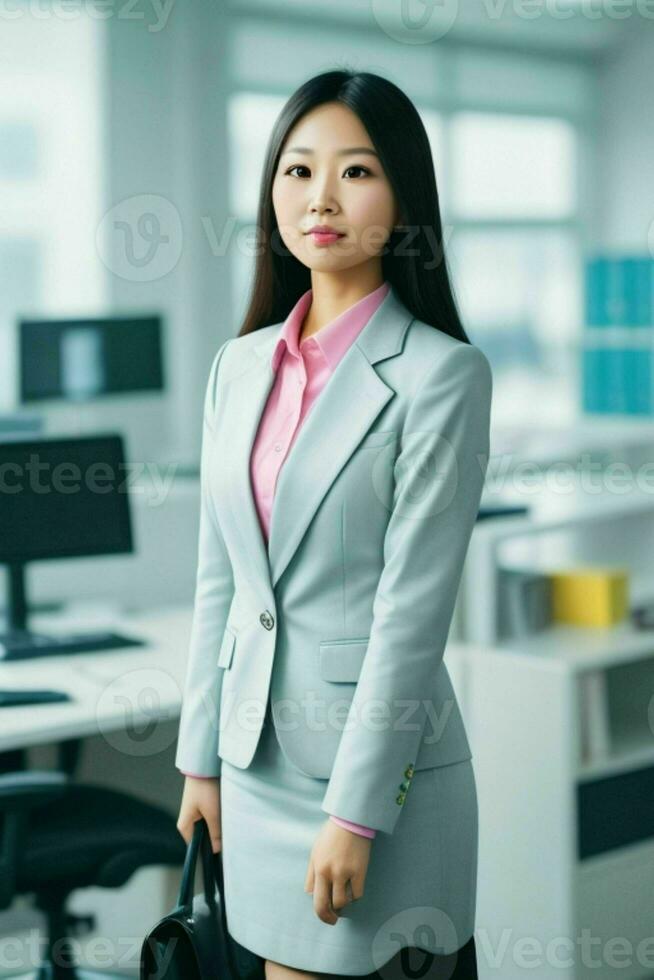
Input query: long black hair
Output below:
<box><xmin>237</xmin><ymin>69</ymin><xmax>470</xmax><ymax>345</ymax></box>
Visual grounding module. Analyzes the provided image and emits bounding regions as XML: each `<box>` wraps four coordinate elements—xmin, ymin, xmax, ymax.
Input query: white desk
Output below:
<box><xmin>0</xmin><ymin>604</ymin><xmax>194</xmax><ymax>976</ymax></box>
<box><xmin>0</xmin><ymin>603</ymin><xmax>192</xmax><ymax>753</ymax></box>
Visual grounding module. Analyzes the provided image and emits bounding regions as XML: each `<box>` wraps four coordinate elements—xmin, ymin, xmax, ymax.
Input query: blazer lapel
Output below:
<box><xmin>220</xmin><ymin>339</ymin><xmax>278</xmax><ymax>604</ymax></box>
<box><xmin>267</xmin><ymin>344</ymin><xmax>391</xmax><ymax>589</ymax></box>
<box><xmin>223</xmin><ymin>284</ymin><xmax>414</xmax><ymax>597</ymax></box>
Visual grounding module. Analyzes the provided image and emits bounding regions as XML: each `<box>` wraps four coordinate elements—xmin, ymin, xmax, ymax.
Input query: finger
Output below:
<box><xmin>313</xmin><ymin>873</ymin><xmax>338</xmax><ymax>925</ymax></box>
<box><xmin>176</xmin><ymin>810</ymin><xmax>198</xmax><ymax>844</ymax></box>
<box><xmin>304</xmin><ymin>858</ymin><xmax>315</xmax><ymax>894</ymax></box>
<box><xmin>349</xmin><ymin>871</ymin><xmax>365</xmax><ymax>901</ymax></box>
<box><xmin>331</xmin><ymin>876</ymin><xmax>350</xmax><ymax>912</ymax></box>
<box><xmin>202</xmin><ymin>809</ymin><xmax>222</xmax><ymax>854</ymax></box>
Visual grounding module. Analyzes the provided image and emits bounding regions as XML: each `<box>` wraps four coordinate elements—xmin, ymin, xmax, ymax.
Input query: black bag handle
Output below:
<box><xmin>178</xmin><ymin>818</ymin><xmax>218</xmax><ymax>911</ymax></box>
<box><xmin>176</xmin><ymin>817</ymin><xmax>241</xmax><ymax>979</ymax></box>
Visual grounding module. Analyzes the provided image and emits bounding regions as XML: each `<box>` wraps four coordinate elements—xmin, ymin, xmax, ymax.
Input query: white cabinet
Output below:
<box><xmin>455</xmin><ymin>499</ymin><xmax>654</xmax><ymax>979</ymax></box>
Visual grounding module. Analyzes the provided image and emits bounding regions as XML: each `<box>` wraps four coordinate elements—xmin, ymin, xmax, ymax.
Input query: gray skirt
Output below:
<box><xmin>219</xmin><ymin>695</ymin><xmax>478</xmax><ymax>976</ymax></box>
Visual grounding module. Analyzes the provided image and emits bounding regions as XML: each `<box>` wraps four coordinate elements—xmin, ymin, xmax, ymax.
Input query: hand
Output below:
<box><xmin>304</xmin><ymin>819</ymin><xmax>372</xmax><ymax>924</ymax></box>
<box><xmin>176</xmin><ymin>776</ymin><xmax>222</xmax><ymax>853</ymax></box>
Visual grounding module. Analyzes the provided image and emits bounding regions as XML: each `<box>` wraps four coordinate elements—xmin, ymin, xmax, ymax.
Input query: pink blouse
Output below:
<box><xmin>183</xmin><ymin>280</ymin><xmax>391</xmax><ymax>840</ymax></box>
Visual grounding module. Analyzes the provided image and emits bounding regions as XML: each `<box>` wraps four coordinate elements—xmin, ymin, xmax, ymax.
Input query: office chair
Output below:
<box><xmin>0</xmin><ymin>768</ymin><xmax>186</xmax><ymax>979</ymax></box>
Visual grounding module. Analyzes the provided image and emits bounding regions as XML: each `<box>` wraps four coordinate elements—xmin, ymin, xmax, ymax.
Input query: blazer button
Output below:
<box><xmin>395</xmin><ymin>793</ymin><xmax>406</xmax><ymax>805</ymax></box>
<box><xmin>260</xmin><ymin>610</ymin><xmax>275</xmax><ymax>630</ymax></box>
<box><xmin>399</xmin><ymin>781</ymin><xmax>409</xmax><ymax>793</ymax></box>
<box><xmin>404</xmin><ymin>764</ymin><xmax>415</xmax><ymax>779</ymax></box>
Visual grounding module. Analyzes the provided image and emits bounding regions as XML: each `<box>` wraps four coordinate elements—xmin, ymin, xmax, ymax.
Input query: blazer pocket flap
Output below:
<box><xmin>217</xmin><ymin>628</ymin><xmax>236</xmax><ymax>669</ymax></box>
<box><xmin>319</xmin><ymin>638</ymin><xmax>369</xmax><ymax>682</ymax></box>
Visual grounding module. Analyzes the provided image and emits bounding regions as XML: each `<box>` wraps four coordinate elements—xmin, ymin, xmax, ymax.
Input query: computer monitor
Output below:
<box><xmin>19</xmin><ymin>314</ymin><xmax>163</xmax><ymax>402</ymax></box>
<box><xmin>0</xmin><ymin>434</ymin><xmax>145</xmax><ymax>660</ymax></box>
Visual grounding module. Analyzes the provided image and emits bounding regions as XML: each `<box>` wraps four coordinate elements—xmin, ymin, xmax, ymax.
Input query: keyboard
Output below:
<box><xmin>0</xmin><ymin>630</ymin><xmax>146</xmax><ymax>661</ymax></box>
<box><xmin>0</xmin><ymin>688</ymin><xmax>72</xmax><ymax>707</ymax></box>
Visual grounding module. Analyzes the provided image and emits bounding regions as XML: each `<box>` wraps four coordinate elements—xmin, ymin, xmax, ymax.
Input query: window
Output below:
<box><xmin>228</xmin><ymin>91</ymin><xmax>286</xmax><ymax>220</ymax></box>
<box><xmin>450</xmin><ymin>112</ymin><xmax>576</xmax><ymax>220</ymax></box>
<box><xmin>449</xmin><ymin>227</ymin><xmax>582</xmax><ymax>424</ymax></box>
<box><xmin>0</xmin><ymin>10</ymin><xmax>105</xmax><ymax>409</ymax></box>
<box><xmin>445</xmin><ymin>110</ymin><xmax>581</xmax><ymax>424</ymax></box>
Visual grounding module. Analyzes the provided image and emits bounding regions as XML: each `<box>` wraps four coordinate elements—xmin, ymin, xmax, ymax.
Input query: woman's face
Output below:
<box><xmin>272</xmin><ymin>101</ymin><xmax>400</xmax><ymax>275</ymax></box>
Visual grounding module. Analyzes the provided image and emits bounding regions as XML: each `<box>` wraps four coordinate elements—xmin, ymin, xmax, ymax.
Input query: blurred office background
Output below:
<box><xmin>2</xmin><ymin>0</ymin><xmax>652</xmax><ymax>456</ymax></box>
<box><xmin>2</xmin><ymin>2</ymin><xmax>654</xmax><ymax>978</ymax></box>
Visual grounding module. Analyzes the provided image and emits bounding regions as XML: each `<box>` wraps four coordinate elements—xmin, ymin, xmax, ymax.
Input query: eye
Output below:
<box><xmin>283</xmin><ymin>164</ymin><xmax>372</xmax><ymax>179</ymax></box>
<box><xmin>343</xmin><ymin>165</ymin><xmax>371</xmax><ymax>179</ymax></box>
<box><xmin>285</xmin><ymin>164</ymin><xmax>310</xmax><ymax>178</ymax></box>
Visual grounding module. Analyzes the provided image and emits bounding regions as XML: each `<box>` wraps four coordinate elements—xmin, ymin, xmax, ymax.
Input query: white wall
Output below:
<box><xmin>597</xmin><ymin>26</ymin><xmax>654</xmax><ymax>251</ymax></box>
<box><xmin>105</xmin><ymin>2</ymin><xmax>233</xmax><ymax>468</ymax></box>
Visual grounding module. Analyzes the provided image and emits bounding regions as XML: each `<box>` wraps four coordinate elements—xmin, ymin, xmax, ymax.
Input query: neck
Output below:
<box><xmin>300</xmin><ymin>268</ymin><xmax>385</xmax><ymax>341</ymax></box>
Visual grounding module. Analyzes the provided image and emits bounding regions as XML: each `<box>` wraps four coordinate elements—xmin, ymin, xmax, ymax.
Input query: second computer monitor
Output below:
<box><xmin>19</xmin><ymin>314</ymin><xmax>164</xmax><ymax>403</ymax></box>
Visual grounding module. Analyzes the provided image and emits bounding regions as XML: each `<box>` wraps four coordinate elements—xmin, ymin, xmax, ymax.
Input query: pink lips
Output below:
<box><xmin>308</xmin><ymin>230</ymin><xmax>345</xmax><ymax>245</ymax></box>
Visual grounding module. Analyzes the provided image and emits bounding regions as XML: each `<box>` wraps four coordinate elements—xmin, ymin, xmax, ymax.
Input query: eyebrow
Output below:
<box><xmin>281</xmin><ymin>146</ymin><xmax>379</xmax><ymax>158</ymax></box>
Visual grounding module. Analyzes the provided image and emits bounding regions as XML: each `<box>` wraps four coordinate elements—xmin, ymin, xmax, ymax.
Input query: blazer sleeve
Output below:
<box><xmin>175</xmin><ymin>339</ymin><xmax>235</xmax><ymax>779</ymax></box>
<box><xmin>320</xmin><ymin>342</ymin><xmax>492</xmax><ymax>834</ymax></box>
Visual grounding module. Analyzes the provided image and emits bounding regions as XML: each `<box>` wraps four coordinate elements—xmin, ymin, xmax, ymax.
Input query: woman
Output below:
<box><xmin>176</xmin><ymin>69</ymin><xmax>492</xmax><ymax>980</ymax></box>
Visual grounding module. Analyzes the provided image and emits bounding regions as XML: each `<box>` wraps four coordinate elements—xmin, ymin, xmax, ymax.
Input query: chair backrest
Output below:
<box><xmin>0</xmin><ymin>770</ymin><xmax>68</xmax><ymax>909</ymax></box>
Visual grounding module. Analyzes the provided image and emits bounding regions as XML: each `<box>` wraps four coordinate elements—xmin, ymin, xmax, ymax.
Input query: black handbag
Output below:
<box><xmin>140</xmin><ymin>817</ymin><xmax>265</xmax><ymax>980</ymax></box>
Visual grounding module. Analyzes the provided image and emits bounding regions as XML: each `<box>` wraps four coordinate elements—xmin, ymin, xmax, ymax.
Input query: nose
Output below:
<box><xmin>310</xmin><ymin>196</ymin><xmax>336</xmax><ymax>216</ymax></box>
<box><xmin>308</xmin><ymin>174</ymin><xmax>339</xmax><ymax>216</ymax></box>
<box><xmin>310</xmin><ymin>204</ymin><xmax>335</xmax><ymax>218</ymax></box>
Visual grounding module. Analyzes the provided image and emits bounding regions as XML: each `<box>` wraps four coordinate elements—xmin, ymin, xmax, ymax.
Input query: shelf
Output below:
<box><xmin>572</xmin><ymin>651</ymin><xmax>654</xmax><ymax>780</ymax></box>
<box><xmin>485</xmin><ymin>625</ymin><xmax>654</xmax><ymax>781</ymax></box>
<box><xmin>498</xmin><ymin>619</ymin><xmax>654</xmax><ymax>671</ymax></box>
<box><xmin>578</xmin><ymin>738</ymin><xmax>654</xmax><ymax>782</ymax></box>
<box><xmin>473</xmin><ymin>492</ymin><xmax>654</xmax><ymax>569</ymax></box>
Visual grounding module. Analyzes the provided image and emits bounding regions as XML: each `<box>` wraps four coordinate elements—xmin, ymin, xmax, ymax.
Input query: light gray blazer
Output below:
<box><xmin>175</xmin><ymin>284</ymin><xmax>492</xmax><ymax>835</ymax></box>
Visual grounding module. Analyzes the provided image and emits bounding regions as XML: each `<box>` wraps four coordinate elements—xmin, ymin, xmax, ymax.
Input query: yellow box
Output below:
<box><xmin>550</xmin><ymin>567</ymin><xmax>629</xmax><ymax>627</ymax></box>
